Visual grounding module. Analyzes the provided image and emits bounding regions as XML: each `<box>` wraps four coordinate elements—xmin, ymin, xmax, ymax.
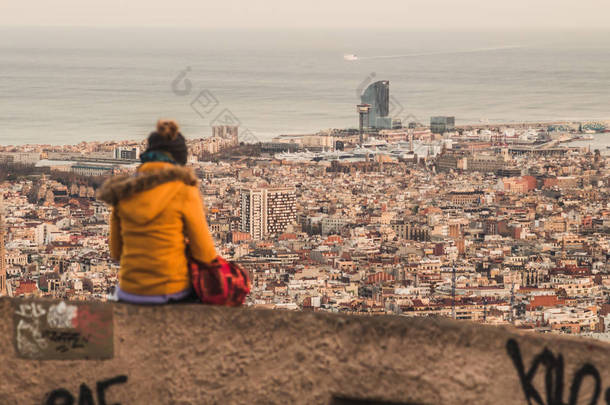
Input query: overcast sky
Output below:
<box><xmin>3</xmin><ymin>0</ymin><xmax>609</xmax><ymax>30</ymax></box>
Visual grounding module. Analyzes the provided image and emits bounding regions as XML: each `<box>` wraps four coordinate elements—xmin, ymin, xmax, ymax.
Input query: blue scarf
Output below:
<box><xmin>140</xmin><ymin>150</ymin><xmax>176</xmax><ymax>165</ymax></box>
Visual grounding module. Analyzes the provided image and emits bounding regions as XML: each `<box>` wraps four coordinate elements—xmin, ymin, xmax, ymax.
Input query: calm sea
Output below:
<box><xmin>1</xmin><ymin>28</ymin><xmax>609</xmax><ymax>145</ymax></box>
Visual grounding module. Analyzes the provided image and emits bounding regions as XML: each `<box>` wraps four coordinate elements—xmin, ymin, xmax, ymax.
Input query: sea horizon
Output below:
<box><xmin>2</xmin><ymin>27</ymin><xmax>610</xmax><ymax>145</ymax></box>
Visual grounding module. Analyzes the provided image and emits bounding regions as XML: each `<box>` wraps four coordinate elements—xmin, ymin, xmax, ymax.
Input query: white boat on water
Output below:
<box><xmin>343</xmin><ymin>54</ymin><xmax>359</xmax><ymax>61</ymax></box>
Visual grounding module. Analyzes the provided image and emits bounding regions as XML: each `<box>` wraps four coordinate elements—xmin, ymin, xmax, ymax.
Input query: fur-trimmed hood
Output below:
<box><xmin>97</xmin><ymin>164</ymin><xmax>197</xmax><ymax>206</ymax></box>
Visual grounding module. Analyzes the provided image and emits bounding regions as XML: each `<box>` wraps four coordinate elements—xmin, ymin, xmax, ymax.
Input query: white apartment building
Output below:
<box><xmin>240</xmin><ymin>187</ymin><xmax>296</xmax><ymax>239</ymax></box>
<box><xmin>240</xmin><ymin>189</ymin><xmax>266</xmax><ymax>240</ymax></box>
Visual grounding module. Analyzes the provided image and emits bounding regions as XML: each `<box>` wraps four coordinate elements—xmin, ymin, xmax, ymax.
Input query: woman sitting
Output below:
<box><xmin>98</xmin><ymin>120</ymin><xmax>217</xmax><ymax>304</ymax></box>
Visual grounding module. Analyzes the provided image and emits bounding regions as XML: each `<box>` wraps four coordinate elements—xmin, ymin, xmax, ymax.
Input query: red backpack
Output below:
<box><xmin>189</xmin><ymin>256</ymin><xmax>251</xmax><ymax>306</ymax></box>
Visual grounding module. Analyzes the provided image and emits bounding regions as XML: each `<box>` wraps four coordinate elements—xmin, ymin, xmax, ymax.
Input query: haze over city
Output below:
<box><xmin>4</xmin><ymin>0</ymin><xmax>610</xmax><ymax>30</ymax></box>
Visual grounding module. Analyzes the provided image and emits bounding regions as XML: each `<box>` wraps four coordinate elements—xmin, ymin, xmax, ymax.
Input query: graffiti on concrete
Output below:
<box><xmin>14</xmin><ymin>301</ymin><xmax>49</xmax><ymax>357</ymax></box>
<box><xmin>12</xmin><ymin>299</ymin><xmax>113</xmax><ymax>360</ymax></box>
<box><xmin>40</xmin><ymin>330</ymin><xmax>88</xmax><ymax>352</ymax></box>
<box><xmin>43</xmin><ymin>375</ymin><xmax>128</xmax><ymax>405</ymax></box>
<box><xmin>507</xmin><ymin>338</ymin><xmax>608</xmax><ymax>405</ymax></box>
<box><xmin>47</xmin><ymin>301</ymin><xmax>78</xmax><ymax>328</ymax></box>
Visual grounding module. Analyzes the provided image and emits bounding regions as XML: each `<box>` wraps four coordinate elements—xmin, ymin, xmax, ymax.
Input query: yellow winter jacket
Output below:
<box><xmin>97</xmin><ymin>162</ymin><xmax>217</xmax><ymax>295</ymax></box>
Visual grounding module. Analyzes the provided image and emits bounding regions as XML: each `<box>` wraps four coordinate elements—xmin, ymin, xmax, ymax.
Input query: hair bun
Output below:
<box><xmin>156</xmin><ymin>119</ymin><xmax>179</xmax><ymax>140</ymax></box>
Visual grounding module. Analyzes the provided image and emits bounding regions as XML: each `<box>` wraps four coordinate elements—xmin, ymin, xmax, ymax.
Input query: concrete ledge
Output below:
<box><xmin>1</xmin><ymin>297</ymin><xmax>610</xmax><ymax>404</ymax></box>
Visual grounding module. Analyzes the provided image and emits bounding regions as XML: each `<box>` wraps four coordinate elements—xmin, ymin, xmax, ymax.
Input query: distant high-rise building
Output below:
<box><xmin>357</xmin><ymin>104</ymin><xmax>371</xmax><ymax>144</ymax></box>
<box><xmin>240</xmin><ymin>187</ymin><xmax>297</xmax><ymax>239</ymax></box>
<box><xmin>430</xmin><ymin>116</ymin><xmax>455</xmax><ymax>134</ymax></box>
<box><xmin>212</xmin><ymin>125</ymin><xmax>239</xmax><ymax>146</ymax></box>
<box><xmin>360</xmin><ymin>81</ymin><xmax>392</xmax><ymax>129</ymax></box>
<box><xmin>240</xmin><ymin>189</ymin><xmax>265</xmax><ymax>240</ymax></box>
<box><xmin>265</xmin><ymin>188</ymin><xmax>297</xmax><ymax>236</ymax></box>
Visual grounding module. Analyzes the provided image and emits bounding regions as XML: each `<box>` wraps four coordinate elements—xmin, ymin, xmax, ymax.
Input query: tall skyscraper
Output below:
<box><xmin>240</xmin><ymin>187</ymin><xmax>296</xmax><ymax>239</ymax></box>
<box><xmin>360</xmin><ymin>80</ymin><xmax>391</xmax><ymax>129</ymax></box>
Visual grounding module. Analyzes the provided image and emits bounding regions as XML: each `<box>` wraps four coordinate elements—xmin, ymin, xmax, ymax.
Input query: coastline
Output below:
<box><xmin>1</xmin><ymin>119</ymin><xmax>609</xmax><ymax>149</ymax></box>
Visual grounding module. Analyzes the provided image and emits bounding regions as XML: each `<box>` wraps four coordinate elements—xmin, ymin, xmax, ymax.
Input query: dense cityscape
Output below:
<box><xmin>1</xmin><ymin>81</ymin><xmax>609</xmax><ymax>341</ymax></box>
